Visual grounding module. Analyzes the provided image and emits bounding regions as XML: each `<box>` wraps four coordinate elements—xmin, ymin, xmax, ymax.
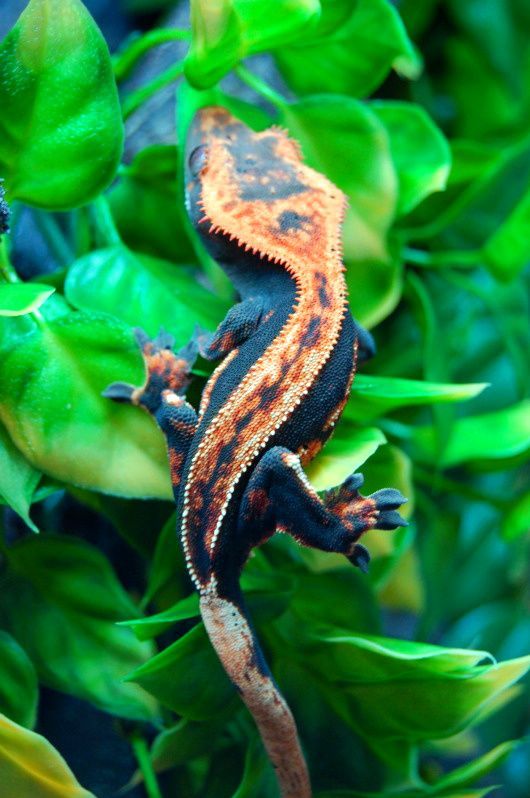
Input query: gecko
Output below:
<box><xmin>105</xmin><ymin>107</ymin><xmax>407</xmax><ymax>798</ymax></box>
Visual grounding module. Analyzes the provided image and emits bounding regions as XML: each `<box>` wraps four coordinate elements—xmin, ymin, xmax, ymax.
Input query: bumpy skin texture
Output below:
<box><xmin>107</xmin><ymin>107</ymin><xmax>407</xmax><ymax>798</ymax></box>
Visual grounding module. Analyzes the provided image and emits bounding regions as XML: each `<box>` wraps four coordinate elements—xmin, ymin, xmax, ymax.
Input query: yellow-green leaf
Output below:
<box><xmin>0</xmin><ymin>713</ymin><xmax>95</xmax><ymax>798</ymax></box>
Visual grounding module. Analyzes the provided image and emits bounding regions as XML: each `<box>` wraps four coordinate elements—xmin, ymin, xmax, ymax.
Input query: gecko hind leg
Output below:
<box><xmin>239</xmin><ymin>446</ymin><xmax>407</xmax><ymax>572</ymax></box>
<box><xmin>104</xmin><ymin>328</ymin><xmax>199</xmax><ymax>495</ymax></box>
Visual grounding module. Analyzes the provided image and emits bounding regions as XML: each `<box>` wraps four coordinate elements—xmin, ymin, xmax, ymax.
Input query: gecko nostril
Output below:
<box><xmin>188</xmin><ymin>145</ymin><xmax>208</xmax><ymax>176</ymax></box>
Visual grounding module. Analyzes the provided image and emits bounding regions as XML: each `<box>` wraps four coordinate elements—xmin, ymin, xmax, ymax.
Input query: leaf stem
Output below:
<box><xmin>123</xmin><ymin>61</ymin><xmax>185</xmax><ymax>120</ymax></box>
<box><xmin>130</xmin><ymin>733</ymin><xmax>162</xmax><ymax>798</ymax></box>
<box><xmin>90</xmin><ymin>195</ymin><xmax>122</xmax><ymax>248</ymax></box>
<box><xmin>113</xmin><ymin>28</ymin><xmax>191</xmax><ymax>81</ymax></box>
<box><xmin>235</xmin><ymin>64</ymin><xmax>287</xmax><ymax>110</ymax></box>
<box><xmin>32</xmin><ymin>210</ymin><xmax>75</xmax><ymax>266</ymax></box>
<box><xmin>0</xmin><ymin>237</ymin><xmax>18</xmax><ymax>283</ymax></box>
<box><xmin>404</xmin><ymin>246</ymin><xmax>483</xmax><ymax>269</ymax></box>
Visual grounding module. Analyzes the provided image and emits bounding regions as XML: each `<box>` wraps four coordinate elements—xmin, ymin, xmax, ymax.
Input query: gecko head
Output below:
<box><xmin>184</xmin><ymin>106</ymin><xmax>308</xmax><ymax>232</ymax></box>
<box><xmin>184</xmin><ymin>105</ymin><xmax>346</xmax><ymax>270</ymax></box>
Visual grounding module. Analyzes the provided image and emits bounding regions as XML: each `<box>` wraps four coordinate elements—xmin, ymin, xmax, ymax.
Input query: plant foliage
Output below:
<box><xmin>0</xmin><ymin>1</ymin><xmax>528</xmax><ymax>796</ymax></box>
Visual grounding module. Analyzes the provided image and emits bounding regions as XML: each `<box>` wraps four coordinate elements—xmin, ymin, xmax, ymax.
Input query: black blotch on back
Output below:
<box><xmin>278</xmin><ymin>210</ymin><xmax>310</xmax><ymax>233</ymax></box>
<box><xmin>305</xmin><ymin>316</ymin><xmax>321</xmax><ymax>346</ymax></box>
<box><xmin>258</xmin><ymin>383</ymin><xmax>280</xmax><ymax>408</ymax></box>
<box><xmin>228</xmin><ymin>130</ymin><xmax>307</xmax><ymax>201</ymax></box>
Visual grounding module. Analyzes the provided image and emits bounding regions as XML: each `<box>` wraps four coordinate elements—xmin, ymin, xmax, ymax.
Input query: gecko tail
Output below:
<box><xmin>200</xmin><ymin>582</ymin><xmax>312</xmax><ymax>798</ymax></box>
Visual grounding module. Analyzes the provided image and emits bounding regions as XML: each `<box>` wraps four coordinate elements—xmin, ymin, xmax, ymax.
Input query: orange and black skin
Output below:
<box><xmin>106</xmin><ymin>107</ymin><xmax>406</xmax><ymax>798</ymax></box>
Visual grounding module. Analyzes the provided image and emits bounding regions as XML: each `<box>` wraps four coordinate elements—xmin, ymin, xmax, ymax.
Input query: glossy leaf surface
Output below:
<box><xmin>0</xmin><ymin>714</ymin><xmax>95</xmax><ymax>798</ymax></box>
<box><xmin>0</xmin><ymin>0</ymin><xmax>123</xmax><ymax>208</ymax></box>
<box><xmin>0</xmin><ymin>309</ymin><xmax>171</xmax><ymax>498</ymax></box>
<box><xmin>0</xmin><ymin>632</ymin><xmax>38</xmax><ymax>728</ymax></box>
<box><xmin>0</xmin><ymin>535</ymin><xmax>157</xmax><ymax>721</ymax></box>
<box><xmin>276</xmin><ymin>0</ymin><xmax>421</xmax><ymax>98</ymax></box>
<box><xmin>0</xmin><ymin>283</ymin><xmax>54</xmax><ymax>316</ymax></box>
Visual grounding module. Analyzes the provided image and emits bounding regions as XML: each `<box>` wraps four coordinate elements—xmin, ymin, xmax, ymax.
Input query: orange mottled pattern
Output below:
<box><xmin>183</xmin><ymin>108</ymin><xmax>349</xmax><ymax>558</ymax></box>
<box><xmin>329</xmin><ymin>496</ymin><xmax>378</xmax><ymax>534</ymax></box>
<box><xmin>168</xmin><ymin>448</ymin><xmax>184</xmax><ymax>486</ymax></box>
<box><xmin>142</xmin><ymin>345</ymin><xmax>191</xmax><ymax>394</ymax></box>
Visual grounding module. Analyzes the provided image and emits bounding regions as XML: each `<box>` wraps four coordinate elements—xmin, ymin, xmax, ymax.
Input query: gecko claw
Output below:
<box><xmin>192</xmin><ymin>323</ymin><xmax>215</xmax><ymax>359</ymax></box>
<box><xmin>348</xmin><ymin>543</ymin><xmax>370</xmax><ymax>573</ymax></box>
<box><xmin>133</xmin><ymin>327</ymin><xmax>151</xmax><ymax>349</ymax></box>
<box><xmin>154</xmin><ymin>328</ymin><xmax>175</xmax><ymax>350</ymax></box>
<box><xmin>102</xmin><ymin>381</ymin><xmax>135</xmax><ymax>403</ymax></box>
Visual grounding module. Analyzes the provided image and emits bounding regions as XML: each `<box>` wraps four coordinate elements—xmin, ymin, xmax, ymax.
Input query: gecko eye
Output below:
<box><xmin>188</xmin><ymin>145</ymin><xmax>208</xmax><ymax>176</ymax></box>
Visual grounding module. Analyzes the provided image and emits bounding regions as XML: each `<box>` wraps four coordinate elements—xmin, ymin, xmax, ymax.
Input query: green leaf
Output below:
<box><xmin>0</xmin><ymin>309</ymin><xmax>172</xmax><ymax>498</ymax></box>
<box><xmin>0</xmin><ymin>421</ymin><xmax>41</xmax><ymax>532</ymax></box>
<box><xmin>276</xmin><ymin>0</ymin><xmax>421</xmax><ymax>99</ymax></box>
<box><xmin>0</xmin><ymin>283</ymin><xmax>54</xmax><ymax>316</ymax></box>
<box><xmin>232</xmin><ymin>736</ymin><xmax>276</xmax><ymax>798</ymax></box>
<box><xmin>442</xmin><ymin>0</ymin><xmax>530</xmax><ymax>140</ymax></box>
<box><xmin>0</xmin><ymin>632</ymin><xmax>38</xmax><ymax>728</ymax></box>
<box><xmin>0</xmin><ymin>0</ymin><xmax>123</xmax><ymax>209</ymax></box>
<box><xmin>483</xmin><ymin>185</ymin><xmax>530</xmax><ymax>280</ymax></box>
<box><xmin>437</xmin><ymin>140</ymin><xmax>530</xmax><ymax>254</ymax></box>
<box><xmin>357</xmin><ymin>445</ymin><xmax>417</xmax><ymax>599</ymax></box>
<box><xmin>346</xmin><ymin>375</ymin><xmax>488</xmax><ymax>421</ymax></box>
<box><xmin>370</xmin><ymin>102</ymin><xmax>451</xmax><ymax>215</ymax></box>
<box><xmin>433</xmin><ymin>740</ymin><xmax>519</xmax><ymax>792</ymax></box>
<box><xmin>292</xmin><ymin>628</ymin><xmax>530</xmax><ymax>750</ymax></box>
<box><xmin>143</xmin><ymin>512</ymin><xmax>187</xmax><ymax>608</ymax></box>
<box><xmin>64</xmin><ymin>245</ymin><xmax>228</xmax><ymax>344</ymax></box>
<box><xmin>280</xmin><ymin>97</ymin><xmax>401</xmax><ymax>327</ymax></box>
<box><xmin>276</xmin><ymin>657</ymin><xmax>383</xmax><ymax>792</ymax></box>
<box><xmin>127</xmin><ymin>566</ymin><xmax>294</xmax><ymax>640</ymax></box>
<box><xmin>0</xmin><ymin>534</ymin><xmax>157</xmax><ymax>721</ymax></box>
<box><xmin>150</xmin><ymin>717</ymin><xmax>222</xmax><ymax>773</ymax></box>
<box><xmin>184</xmin><ymin>0</ymin><xmax>320</xmax><ymax>88</ymax></box>
<box><xmin>109</xmin><ymin>146</ymin><xmax>196</xmax><ymax>263</ymax></box>
<box><xmin>306</xmin><ymin>423</ymin><xmax>387</xmax><ymax>491</ymax></box>
<box><xmin>126</xmin><ymin>622</ymin><xmax>236</xmax><ymax>720</ymax></box>
<box><xmin>0</xmin><ymin>713</ymin><xmax>95</xmax><ymax>798</ymax></box>
<box><xmin>288</xmin><ymin>569</ymin><xmax>380</xmax><ymax>635</ymax></box>
<box><xmin>315</xmin><ymin>789</ymin><xmax>496</xmax><ymax>798</ymax></box>
<box><xmin>125</xmin><ymin>593</ymin><xmax>200</xmax><ymax>641</ymax></box>
<box><xmin>411</xmin><ymin>400</ymin><xmax>530</xmax><ymax>467</ymax></box>
<box><xmin>502</xmin><ymin>491</ymin><xmax>530</xmax><ymax>541</ymax></box>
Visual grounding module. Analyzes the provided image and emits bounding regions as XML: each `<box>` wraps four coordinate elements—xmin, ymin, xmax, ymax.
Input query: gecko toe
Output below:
<box><xmin>376</xmin><ymin>509</ymin><xmax>408</xmax><ymax>531</ymax></box>
<box><xmin>371</xmin><ymin>488</ymin><xmax>408</xmax><ymax>510</ymax></box>
<box><xmin>102</xmin><ymin>381</ymin><xmax>135</xmax><ymax>403</ymax></box>
<box><xmin>348</xmin><ymin>543</ymin><xmax>371</xmax><ymax>573</ymax></box>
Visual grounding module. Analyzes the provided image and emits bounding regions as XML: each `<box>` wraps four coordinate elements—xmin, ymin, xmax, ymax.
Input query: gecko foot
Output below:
<box><xmin>103</xmin><ymin>327</ymin><xmax>199</xmax><ymax>414</ymax></box>
<box><xmin>324</xmin><ymin>474</ymin><xmax>408</xmax><ymax>571</ymax></box>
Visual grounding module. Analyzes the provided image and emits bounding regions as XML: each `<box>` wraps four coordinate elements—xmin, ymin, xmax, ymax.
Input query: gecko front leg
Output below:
<box><xmin>199</xmin><ymin>296</ymin><xmax>266</xmax><ymax>360</ymax></box>
<box><xmin>104</xmin><ymin>329</ymin><xmax>198</xmax><ymax>495</ymax></box>
<box><xmin>239</xmin><ymin>446</ymin><xmax>407</xmax><ymax>570</ymax></box>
